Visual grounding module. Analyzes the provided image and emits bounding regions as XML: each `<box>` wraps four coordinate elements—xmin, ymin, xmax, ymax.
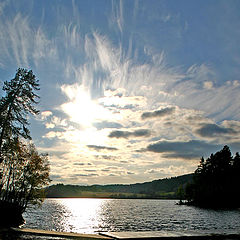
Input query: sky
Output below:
<box><xmin>0</xmin><ymin>0</ymin><xmax>240</xmax><ymax>185</ymax></box>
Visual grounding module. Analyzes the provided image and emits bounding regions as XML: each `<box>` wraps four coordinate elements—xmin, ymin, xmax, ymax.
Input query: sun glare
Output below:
<box><xmin>61</xmin><ymin>85</ymin><xmax>114</xmax><ymax>127</ymax></box>
<box><xmin>59</xmin><ymin>198</ymin><xmax>105</xmax><ymax>233</ymax></box>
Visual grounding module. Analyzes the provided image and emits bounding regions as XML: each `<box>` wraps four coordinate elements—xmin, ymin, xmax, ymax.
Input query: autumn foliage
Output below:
<box><xmin>0</xmin><ymin>69</ymin><xmax>50</xmax><ymax>226</ymax></box>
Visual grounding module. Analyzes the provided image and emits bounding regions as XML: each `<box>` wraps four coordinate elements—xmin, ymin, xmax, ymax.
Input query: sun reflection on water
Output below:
<box><xmin>57</xmin><ymin>198</ymin><xmax>106</xmax><ymax>233</ymax></box>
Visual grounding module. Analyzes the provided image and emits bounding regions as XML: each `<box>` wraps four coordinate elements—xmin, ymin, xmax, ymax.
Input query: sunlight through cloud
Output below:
<box><xmin>60</xmin><ymin>84</ymin><xmax>115</xmax><ymax>127</ymax></box>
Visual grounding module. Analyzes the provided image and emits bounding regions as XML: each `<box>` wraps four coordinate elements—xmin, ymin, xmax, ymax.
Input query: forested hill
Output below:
<box><xmin>46</xmin><ymin>173</ymin><xmax>193</xmax><ymax>199</ymax></box>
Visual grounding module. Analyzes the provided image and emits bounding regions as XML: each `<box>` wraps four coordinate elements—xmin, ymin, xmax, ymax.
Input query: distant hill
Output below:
<box><xmin>46</xmin><ymin>173</ymin><xmax>193</xmax><ymax>199</ymax></box>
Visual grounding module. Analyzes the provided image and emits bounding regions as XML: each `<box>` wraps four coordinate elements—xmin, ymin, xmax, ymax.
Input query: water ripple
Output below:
<box><xmin>23</xmin><ymin>199</ymin><xmax>240</xmax><ymax>234</ymax></box>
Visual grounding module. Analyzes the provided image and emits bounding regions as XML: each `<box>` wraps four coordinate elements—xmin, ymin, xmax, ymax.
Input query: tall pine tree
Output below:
<box><xmin>0</xmin><ymin>68</ymin><xmax>40</xmax><ymax>163</ymax></box>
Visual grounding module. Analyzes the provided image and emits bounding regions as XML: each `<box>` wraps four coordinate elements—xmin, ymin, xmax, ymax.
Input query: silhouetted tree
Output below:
<box><xmin>0</xmin><ymin>138</ymin><xmax>50</xmax><ymax>226</ymax></box>
<box><xmin>0</xmin><ymin>69</ymin><xmax>50</xmax><ymax>227</ymax></box>
<box><xmin>185</xmin><ymin>146</ymin><xmax>240</xmax><ymax>208</ymax></box>
<box><xmin>176</xmin><ymin>185</ymin><xmax>185</xmax><ymax>204</ymax></box>
<box><xmin>1</xmin><ymin>138</ymin><xmax>50</xmax><ymax>206</ymax></box>
<box><xmin>0</xmin><ymin>68</ymin><xmax>39</xmax><ymax>163</ymax></box>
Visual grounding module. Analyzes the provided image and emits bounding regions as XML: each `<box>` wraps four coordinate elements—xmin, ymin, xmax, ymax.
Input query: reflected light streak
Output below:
<box><xmin>57</xmin><ymin>198</ymin><xmax>106</xmax><ymax>233</ymax></box>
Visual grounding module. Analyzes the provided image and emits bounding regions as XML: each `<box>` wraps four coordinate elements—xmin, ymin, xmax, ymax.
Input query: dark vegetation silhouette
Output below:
<box><xmin>185</xmin><ymin>146</ymin><xmax>240</xmax><ymax>208</ymax></box>
<box><xmin>46</xmin><ymin>174</ymin><xmax>193</xmax><ymax>199</ymax></box>
<box><xmin>0</xmin><ymin>69</ymin><xmax>50</xmax><ymax>227</ymax></box>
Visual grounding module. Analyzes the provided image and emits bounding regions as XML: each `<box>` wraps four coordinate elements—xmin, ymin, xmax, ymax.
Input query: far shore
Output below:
<box><xmin>45</xmin><ymin>196</ymin><xmax>180</xmax><ymax>200</ymax></box>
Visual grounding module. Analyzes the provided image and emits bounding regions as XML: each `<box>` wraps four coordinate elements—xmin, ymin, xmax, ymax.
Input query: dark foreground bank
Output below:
<box><xmin>1</xmin><ymin>228</ymin><xmax>240</xmax><ymax>240</ymax></box>
<box><xmin>0</xmin><ymin>201</ymin><xmax>25</xmax><ymax>228</ymax></box>
<box><xmin>0</xmin><ymin>228</ymin><xmax>111</xmax><ymax>240</ymax></box>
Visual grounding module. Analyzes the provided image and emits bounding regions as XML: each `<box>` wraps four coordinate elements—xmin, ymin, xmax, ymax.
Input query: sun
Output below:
<box><xmin>61</xmin><ymin>84</ymin><xmax>113</xmax><ymax>127</ymax></box>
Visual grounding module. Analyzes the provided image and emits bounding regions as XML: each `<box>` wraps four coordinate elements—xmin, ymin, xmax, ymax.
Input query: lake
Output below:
<box><xmin>23</xmin><ymin>198</ymin><xmax>240</xmax><ymax>234</ymax></box>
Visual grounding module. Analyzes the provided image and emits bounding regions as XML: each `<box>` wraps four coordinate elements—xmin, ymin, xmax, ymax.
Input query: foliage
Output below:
<box><xmin>176</xmin><ymin>185</ymin><xmax>185</xmax><ymax>204</ymax></box>
<box><xmin>0</xmin><ymin>69</ymin><xmax>50</xmax><ymax>226</ymax></box>
<box><xmin>0</xmin><ymin>68</ymin><xmax>39</xmax><ymax>163</ymax></box>
<box><xmin>185</xmin><ymin>146</ymin><xmax>240</xmax><ymax>208</ymax></box>
<box><xmin>46</xmin><ymin>174</ymin><xmax>193</xmax><ymax>199</ymax></box>
<box><xmin>0</xmin><ymin>138</ymin><xmax>50</xmax><ymax>211</ymax></box>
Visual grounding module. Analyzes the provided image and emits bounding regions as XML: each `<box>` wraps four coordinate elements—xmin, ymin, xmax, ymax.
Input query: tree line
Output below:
<box><xmin>0</xmin><ymin>69</ymin><xmax>50</xmax><ymax>227</ymax></box>
<box><xmin>184</xmin><ymin>145</ymin><xmax>240</xmax><ymax>208</ymax></box>
<box><xmin>46</xmin><ymin>145</ymin><xmax>240</xmax><ymax>210</ymax></box>
<box><xmin>46</xmin><ymin>174</ymin><xmax>193</xmax><ymax>199</ymax></box>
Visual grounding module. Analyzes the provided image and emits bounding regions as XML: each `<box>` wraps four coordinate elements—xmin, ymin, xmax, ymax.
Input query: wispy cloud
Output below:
<box><xmin>110</xmin><ymin>0</ymin><xmax>124</xmax><ymax>34</ymax></box>
<box><xmin>0</xmin><ymin>0</ymin><xmax>8</xmax><ymax>15</ymax></box>
<box><xmin>33</xmin><ymin>28</ymin><xmax>58</xmax><ymax>66</ymax></box>
<box><xmin>0</xmin><ymin>13</ymin><xmax>31</xmax><ymax>67</ymax></box>
<box><xmin>63</xmin><ymin>23</ymin><xmax>81</xmax><ymax>49</ymax></box>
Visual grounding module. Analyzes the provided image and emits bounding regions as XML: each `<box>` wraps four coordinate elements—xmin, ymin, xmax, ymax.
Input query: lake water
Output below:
<box><xmin>23</xmin><ymin>198</ymin><xmax>240</xmax><ymax>234</ymax></box>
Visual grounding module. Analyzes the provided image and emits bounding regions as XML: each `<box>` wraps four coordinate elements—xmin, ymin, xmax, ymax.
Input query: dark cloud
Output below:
<box><xmin>120</xmin><ymin>160</ymin><xmax>128</xmax><ymax>163</ymax></box>
<box><xmin>73</xmin><ymin>163</ymin><xmax>85</xmax><ymax>166</ymax></box>
<box><xmin>93</xmin><ymin>121</ymin><xmax>123</xmax><ymax>130</ymax></box>
<box><xmin>109</xmin><ymin>173</ymin><xmax>117</xmax><ymax>177</ymax></box>
<box><xmin>104</xmin><ymin>103</ymin><xmax>136</xmax><ymax>109</ymax></box>
<box><xmin>103</xmin><ymin>103</ymin><xmax>139</xmax><ymax>111</ymax></box>
<box><xmin>146</xmin><ymin>140</ymin><xmax>220</xmax><ymax>160</ymax></box>
<box><xmin>87</xmin><ymin>145</ymin><xmax>118</xmax><ymax>151</ymax></box>
<box><xmin>71</xmin><ymin>173</ymin><xmax>99</xmax><ymax>178</ymax></box>
<box><xmin>195</xmin><ymin>123</ymin><xmax>236</xmax><ymax>138</ymax></box>
<box><xmin>73</xmin><ymin>162</ymin><xmax>92</xmax><ymax>166</ymax></box>
<box><xmin>141</xmin><ymin>107</ymin><xmax>175</xmax><ymax>120</ymax></box>
<box><xmin>84</xmin><ymin>169</ymin><xmax>97</xmax><ymax>172</ymax></box>
<box><xmin>121</xmin><ymin>104</ymin><xmax>137</xmax><ymax>110</ymax></box>
<box><xmin>94</xmin><ymin>155</ymin><xmax>117</xmax><ymax>160</ymax></box>
<box><xmin>109</xmin><ymin>129</ymin><xmax>151</xmax><ymax>138</ymax></box>
<box><xmin>115</xmin><ymin>92</ymin><xmax>123</xmax><ymax>97</ymax></box>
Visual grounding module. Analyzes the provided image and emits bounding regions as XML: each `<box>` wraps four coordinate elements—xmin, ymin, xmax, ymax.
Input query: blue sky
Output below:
<box><xmin>1</xmin><ymin>0</ymin><xmax>240</xmax><ymax>185</ymax></box>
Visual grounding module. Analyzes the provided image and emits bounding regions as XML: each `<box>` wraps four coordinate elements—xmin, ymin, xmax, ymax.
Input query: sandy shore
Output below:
<box><xmin>1</xmin><ymin>228</ymin><xmax>240</xmax><ymax>240</ymax></box>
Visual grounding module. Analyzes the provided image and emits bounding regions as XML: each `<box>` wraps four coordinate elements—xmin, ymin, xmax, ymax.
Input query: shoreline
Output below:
<box><xmin>45</xmin><ymin>196</ymin><xmax>180</xmax><ymax>200</ymax></box>
<box><xmin>0</xmin><ymin>227</ymin><xmax>112</xmax><ymax>240</ymax></box>
<box><xmin>1</xmin><ymin>228</ymin><xmax>240</xmax><ymax>240</ymax></box>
